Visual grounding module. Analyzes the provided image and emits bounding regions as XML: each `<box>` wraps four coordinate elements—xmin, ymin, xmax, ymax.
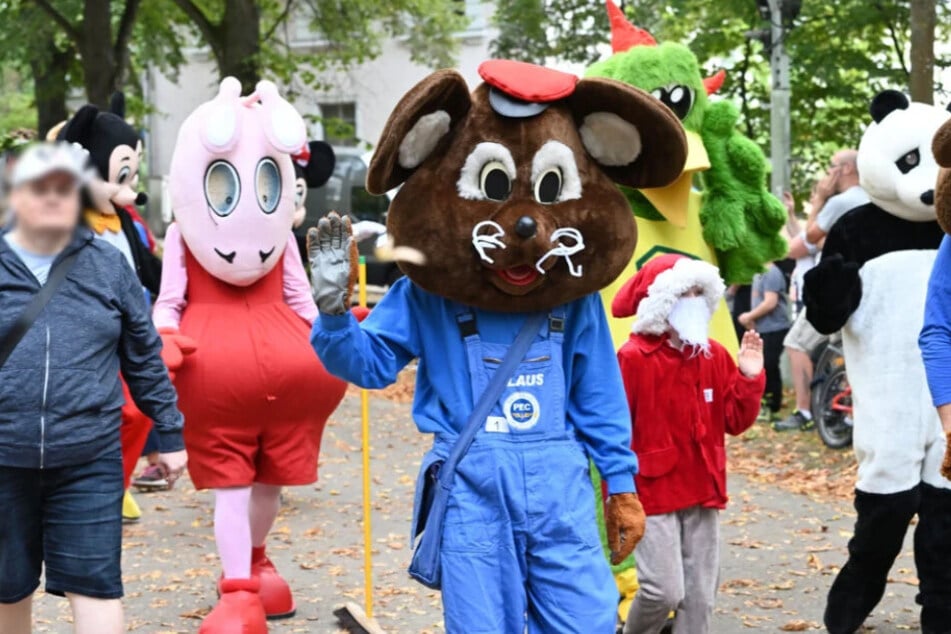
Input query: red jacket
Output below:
<box><xmin>619</xmin><ymin>333</ymin><xmax>765</xmax><ymax>516</ymax></box>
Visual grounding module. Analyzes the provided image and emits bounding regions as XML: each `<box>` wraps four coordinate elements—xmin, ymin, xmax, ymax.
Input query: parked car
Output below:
<box><xmin>294</xmin><ymin>147</ymin><xmax>403</xmax><ymax>287</ymax></box>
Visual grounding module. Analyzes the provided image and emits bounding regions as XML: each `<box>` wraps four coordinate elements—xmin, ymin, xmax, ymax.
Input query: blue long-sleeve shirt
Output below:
<box><xmin>920</xmin><ymin>235</ymin><xmax>951</xmax><ymax>407</ymax></box>
<box><xmin>311</xmin><ymin>278</ymin><xmax>638</xmax><ymax>494</ymax></box>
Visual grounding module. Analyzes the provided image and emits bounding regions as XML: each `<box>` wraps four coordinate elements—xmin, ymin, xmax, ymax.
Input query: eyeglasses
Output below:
<box><xmin>28</xmin><ymin>181</ymin><xmax>77</xmax><ymax>199</ymax></box>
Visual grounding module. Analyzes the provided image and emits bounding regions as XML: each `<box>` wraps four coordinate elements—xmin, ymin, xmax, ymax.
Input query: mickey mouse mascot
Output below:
<box><xmin>311</xmin><ymin>60</ymin><xmax>686</xmax><ymax>632</ymax></box>
<box><xmin>804</xmin><ymin>91</ymin><xmax>951</xmax><ymax>634</ymax></box>
<box><xmin>154</xmin><ymin>78</ymin><xmax>344</xmax><ymax>633</ymax></box>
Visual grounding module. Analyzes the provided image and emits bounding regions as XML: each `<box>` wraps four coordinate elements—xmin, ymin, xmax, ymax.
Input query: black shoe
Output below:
<box><xmin>773</xmin><ymin>410</ymin><xmax>814</xmax><ymax>432</ymax></box>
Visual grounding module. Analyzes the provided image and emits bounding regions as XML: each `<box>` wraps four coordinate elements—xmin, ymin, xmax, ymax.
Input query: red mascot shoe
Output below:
<box><xmin>200</xmin><ymin>577</ymin><xmax>267</xmax><ymax>634</ymax></box>
<box><xmin>252</xmin><ymin>546</ymin><xmax>296</xmax><ymax>619</ymax></box>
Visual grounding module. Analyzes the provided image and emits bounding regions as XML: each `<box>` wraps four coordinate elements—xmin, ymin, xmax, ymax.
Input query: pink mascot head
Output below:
<box><xmin>169</xmin><ymin>77</ymin><xmax>306</xmax><ymax>286</ymax></box>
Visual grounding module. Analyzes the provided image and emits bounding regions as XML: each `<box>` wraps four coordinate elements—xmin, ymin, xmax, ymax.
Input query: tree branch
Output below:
<box><xmin>31</xmin><ymin>0</ymin><xmax>81</xmax><ymax>43</ymax></box>
<box><xmin>885</xmin><ymin>19</ymin><xmax>910</xmax><ymax>77</ymax></box>
<box><xmin>262</xmin><ymin>0</ymin><xmax>295</xmax><ymax>43</ymax></box>
<box><xmin>114</xmin><ymin>0</ymin><xmax>141</xmax><ymax>55</ymax></box>
<box><xmin>113</xmin><ymin>0</ymin><xmax>142</xmax><ymax>83</ymax></box>
<box><xmin>169</xmin><ymin>0</ymin><xmax>220</xmax><ymax>52</ymax></box>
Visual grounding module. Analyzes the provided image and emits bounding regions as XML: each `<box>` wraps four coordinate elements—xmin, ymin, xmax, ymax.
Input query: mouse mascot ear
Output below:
<box><xmin>57</xmin><ymin>105</ymin><xmax>99</xmax><ymax>144</ymax></box>
<box><xmin>295</xmin><ymin>140</ymin><xmax>335</xmax><ymax>187</ymax></box>
<box><xmin>367</xmin><ymin>70</ymin><xmax>472</xmax><ymax>194</ymax></box>
<box><xmin>567</xmin><ymin>77</ymin><xmax>687</xmax><ymax>189</ymax></box>
<box><xmin>109</xmin><ymin>92</ymin><xmax>126</xmax><ymax>118</ymax></box>
<box><xmin>934</xmin><ymin>117</ymin><xmax>951</xmax><ymax>234</ymax></box>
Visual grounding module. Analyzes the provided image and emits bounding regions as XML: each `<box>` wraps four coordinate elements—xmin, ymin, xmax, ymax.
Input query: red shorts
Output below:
<box><xmin>184</xmin><ymin>415</ymin><xmax>327</xmax><ymax>489</ymax></box>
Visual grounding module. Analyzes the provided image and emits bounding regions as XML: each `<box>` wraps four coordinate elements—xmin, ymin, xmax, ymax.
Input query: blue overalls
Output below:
<box><xmin>416</xmin><ymin>309</ymin><xmax>617</xmax><ymax>633</ymax></box>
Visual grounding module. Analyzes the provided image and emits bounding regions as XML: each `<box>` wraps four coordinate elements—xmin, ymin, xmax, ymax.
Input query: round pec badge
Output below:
<box><xmin>504</xmin><ymin>392</ymin><xmax>541</xmax><ymax>430</ymax></box>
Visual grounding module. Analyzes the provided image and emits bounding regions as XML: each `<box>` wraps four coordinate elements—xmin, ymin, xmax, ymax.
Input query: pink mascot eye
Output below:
<box><xmin>255</xmin><ymin>158</ymin><xmax>281</xmax><ymax>214</ymax></box>
<box><xmin>205</xmin><ymin>160</ymin><xmax>241</xmax><ymax>217</ymax></box>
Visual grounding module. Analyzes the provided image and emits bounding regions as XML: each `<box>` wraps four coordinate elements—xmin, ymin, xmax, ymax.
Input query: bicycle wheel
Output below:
<box><xmin>815</xmin><ymin>366</ymin><xmax>853</xmax><ymax>450</ymax></box>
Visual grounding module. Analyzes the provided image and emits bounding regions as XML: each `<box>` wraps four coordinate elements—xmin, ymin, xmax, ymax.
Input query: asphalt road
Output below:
<box><xmin>31</xmin><ymin>393</ymin><xmax>921</xmax><ymax>633</ymax></box>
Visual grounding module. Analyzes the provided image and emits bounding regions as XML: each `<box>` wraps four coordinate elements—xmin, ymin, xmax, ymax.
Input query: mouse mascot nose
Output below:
<box><xmin>135</xmin><ymin>192</ymin><xmax>148</xmax><ymax>206</ymax></box>
<box><xmin>514</xmin><ymin>215</ymin><xmax>538</xmax><ymax>239</ymax></box>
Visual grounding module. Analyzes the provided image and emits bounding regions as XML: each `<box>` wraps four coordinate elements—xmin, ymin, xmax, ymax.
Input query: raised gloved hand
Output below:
<box><xmin>157</xmin><ymin>327</ymin><xmax>197</xmax><ymax>381</ymax></box>
<box><xmin>942</xmin><ymin>432</ymin><xmax>951</xmax><ymax>481</ymax></box>
<box><xmin>605</xmin><ymin>492</ymin><xmax>646</xmax><ymax>565</ymax></box>
<box><xmin>308</xmin><ymin>211</ymin><xmax>359</xmax><ymax>316</ymax></box>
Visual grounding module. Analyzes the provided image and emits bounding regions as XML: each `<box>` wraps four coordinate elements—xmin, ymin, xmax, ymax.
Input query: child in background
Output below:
<box><xmin>739</xmin><ymin>261</ymin><xmax>791</xmax><ymax>421</ymax></box>
<box><xmin>611</xmin><ymin>255</ymin><xmax>765</xmax><ymax>634</ymax></box>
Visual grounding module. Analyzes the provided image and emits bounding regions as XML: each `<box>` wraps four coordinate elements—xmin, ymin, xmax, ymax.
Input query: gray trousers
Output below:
<box><xmin>623</xmin><ymin>506</ymin><xmax>720</xmax><ymax>634</ymax></box>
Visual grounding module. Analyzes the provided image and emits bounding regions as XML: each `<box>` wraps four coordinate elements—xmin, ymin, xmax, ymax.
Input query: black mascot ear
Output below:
<box><xmin>300</xmin><ymin>141</ymin><xmax>335</xmax><ymax>188</ymax></box>
<box><xmin>57</xmin><ymin>105</ymin><xmax>100</xmax><ymax>144</ymax></box>
<box><xmin>870</xmin><ymin>90</ymin><xmax>909</xmax><ymax>124</ymax></box>
<box><xmin>109</xmin><ymin>92</ymin><xmax>126</xmax><ymax>118</ymax></box>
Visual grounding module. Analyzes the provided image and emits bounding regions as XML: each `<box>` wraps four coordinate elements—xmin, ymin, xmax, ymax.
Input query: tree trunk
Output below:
<box><xmin>216</xmin><ymin>0</ymin><xmax>262</xmax><ymax>92</ymax></box>
<box><xmin>78</xmin><ymin>0</ymin><xmax>117</xmax><ymax>107</ymax></box>
<box><xmin>909</xmin><ymin>0</ymin><xmax>936</xmax><ymax>104</ymax></box>
<box><xmin>32</xmin><ymin>47</ymin><xmax>71</xmax><ymax>138</ymax></box>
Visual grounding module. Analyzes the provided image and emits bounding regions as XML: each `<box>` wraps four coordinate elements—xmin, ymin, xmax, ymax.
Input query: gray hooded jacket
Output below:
<box><xmin>0</xmin><ymin>227</ymin><xmax>183</xmax><ymax>469</ymax></box>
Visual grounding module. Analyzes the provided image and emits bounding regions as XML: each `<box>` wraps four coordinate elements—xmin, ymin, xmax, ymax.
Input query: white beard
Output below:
<box><xmin>668</xmin><ymin>296</ymin><xmax>712</xmax><ymax>356</ymax></box>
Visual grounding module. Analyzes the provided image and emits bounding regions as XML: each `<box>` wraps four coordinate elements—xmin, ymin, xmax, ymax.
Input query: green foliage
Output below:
<box><xmin>0</xmin><ymin>71</ymin><xmax>37</xmax><ymax>135</ymax></box>
<box><xmin>0</xmin><ymin>0</ymin><xmax>464</xmax><ymax>132</ymax></box>
<box><xmin>195</xmin><ymin>0</ymin><xmax>468</xmax><ymax>91</ymax></box>
<box><xmin>492</xmin><ymin>0</ymin><xmax>951</xmax><ymax>204</ymax></box>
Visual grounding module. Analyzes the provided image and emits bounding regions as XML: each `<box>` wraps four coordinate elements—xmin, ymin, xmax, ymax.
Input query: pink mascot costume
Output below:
<box><xmin>153</xmin><ymin>77</ymin><xmax>346</xmax><ymax>633</ymax></box>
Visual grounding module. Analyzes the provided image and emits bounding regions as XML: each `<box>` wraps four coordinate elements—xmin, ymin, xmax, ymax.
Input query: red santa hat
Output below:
<box><xmin>612</xmin><ymin>254</ymin><xmax>725</xmax><ymax>335</ymax></box>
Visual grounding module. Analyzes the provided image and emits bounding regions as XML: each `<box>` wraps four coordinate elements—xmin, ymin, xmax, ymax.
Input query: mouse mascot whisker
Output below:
<box><xmin>154</xmin><ymin>77</ymin><xmax>344</xmax><ymax>634</ymax></box>
<box><xmin>310</xmin><ymin>59</ymin><xmax>687</xmax><ymax>632</ymax></box>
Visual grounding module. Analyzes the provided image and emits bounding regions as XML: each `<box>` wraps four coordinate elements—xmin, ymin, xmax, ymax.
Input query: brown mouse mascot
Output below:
<box><xmin>310</xmin><ymin>59</ymin><xmax>686</xmax><ymax>632</ymax></box>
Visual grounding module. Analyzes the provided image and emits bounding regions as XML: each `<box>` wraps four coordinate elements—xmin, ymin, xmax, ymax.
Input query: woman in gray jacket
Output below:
<box><xmin>0</xmin><ymin>142</ymin><xmax>187</xmax><ymax>634</ymax></box>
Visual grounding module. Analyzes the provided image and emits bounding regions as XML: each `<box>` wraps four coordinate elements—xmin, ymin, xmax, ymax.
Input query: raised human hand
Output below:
<box><xmin>738</xmin><ymin>330</ymin><xmax>764</xmax><ymax>377</ymax></box>
<box><xmin>308</xmin><ymin>211</ymin><xmax>358</xmax><ymax>316</ymax></box>
<box><xmin>606</xmin><ymin>492</ymin><xmax>646</xmax><ymax>565</ymax></box>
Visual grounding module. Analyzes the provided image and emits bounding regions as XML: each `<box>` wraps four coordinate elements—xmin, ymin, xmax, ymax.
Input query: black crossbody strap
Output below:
<box><xmin>0</xmin><ymin>250</ymin><xmax>80</xmax><ymax>368</ymax></box>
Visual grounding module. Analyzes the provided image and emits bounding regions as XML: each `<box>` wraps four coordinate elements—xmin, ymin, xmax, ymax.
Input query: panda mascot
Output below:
<box><xmin>804</xmin><ymin>90</ymin><xmax>951</xmax><ymax>634</ymax></box>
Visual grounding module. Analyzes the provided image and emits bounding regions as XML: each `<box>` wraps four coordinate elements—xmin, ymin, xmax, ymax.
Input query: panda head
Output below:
<box><xmin>857</xmin><ymin>90</ymin><xmax>951</xmax><ymax>222</ymax></box>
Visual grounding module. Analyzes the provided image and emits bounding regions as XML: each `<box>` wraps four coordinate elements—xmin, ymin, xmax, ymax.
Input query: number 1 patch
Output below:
<box><xmin>703</xmin><ymin>388</ymin><xmax>714</xmax><ymax>403</ymax></box>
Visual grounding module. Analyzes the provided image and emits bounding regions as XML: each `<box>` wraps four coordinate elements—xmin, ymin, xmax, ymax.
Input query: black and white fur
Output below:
<box><xmin>804</xmin><ymin>90</ymin><xmax>951</xmax><ymax>634</ymax></box>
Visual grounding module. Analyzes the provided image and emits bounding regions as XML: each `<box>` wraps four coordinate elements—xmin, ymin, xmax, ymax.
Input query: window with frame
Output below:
<box><xmin>319</xmin><ymin>102</ymin><xmax>357</xmax><ymax>147</ymax></box>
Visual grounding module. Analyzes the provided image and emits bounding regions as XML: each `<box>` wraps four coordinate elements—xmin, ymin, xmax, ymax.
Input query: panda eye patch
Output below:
<box><xmin>895</xmin><ymin>148</ymin><xmax>920</xmax><ymax>174</ymax></box>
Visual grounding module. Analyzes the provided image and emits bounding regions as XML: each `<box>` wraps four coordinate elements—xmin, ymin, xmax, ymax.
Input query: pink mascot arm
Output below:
<box><xmin>153</xmin><ymin>222</ymin><xmax>197</xmax><ymax>379</ymax></box>
<box><xmin>281</xmin><ymin>233</ymin><xmax>319</xmax><ymax>323</ymax></box>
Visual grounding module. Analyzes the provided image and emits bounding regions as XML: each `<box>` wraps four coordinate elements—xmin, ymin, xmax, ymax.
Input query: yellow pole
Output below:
<box><xmin>358</xmin><ymin>256</ymin><xmax>373</xmax><ymax>618</ymax></box>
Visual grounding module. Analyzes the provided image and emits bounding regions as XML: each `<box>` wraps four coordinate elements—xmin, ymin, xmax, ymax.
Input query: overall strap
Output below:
<box><xmin>547</xmin><ymin>305</ymin><xmax>566</xmax><ymax>344</ymax></box>
<box><xmin>440</xmin><ymin>310</ymin><xmax>547</xmax><ymax>491</ymax></box>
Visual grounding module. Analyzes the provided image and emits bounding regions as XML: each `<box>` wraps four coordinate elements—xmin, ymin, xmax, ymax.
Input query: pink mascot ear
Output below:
<box><xmin>199</xmin><ymin>77</ymin><xmax>243</xmax><ymax>154</ymax></box>
<box><xmin>254</xmin><ymin>80</ymin><xmax>307</xmax><ymax>154</ymax></box>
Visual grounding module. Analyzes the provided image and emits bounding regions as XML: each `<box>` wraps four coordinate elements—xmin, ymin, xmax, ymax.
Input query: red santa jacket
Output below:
<box><xmin>619</xmin><ymin>333</ymin><xmax>765</xmax><ymax>516</ymax></box>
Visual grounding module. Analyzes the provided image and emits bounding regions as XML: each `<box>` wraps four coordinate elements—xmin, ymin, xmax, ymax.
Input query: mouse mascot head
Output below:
<box><xmin>169</xmin><ymin>77</ymin><xmax>307</xmax><ymax>287</ymax></box>
<box><xmin>291</xmin><ymin>140</ymin><xmax>335</xmax><ymax>229</ymax></box>
<box><xmin>59</xmin><ymin>93</ymin><xmax>147</xmax><ymax>216</ymax></box>
<box><xmin>366</xmin><ymin>59</ymin><xmax>687</xmax><ymax>312</ymax></box>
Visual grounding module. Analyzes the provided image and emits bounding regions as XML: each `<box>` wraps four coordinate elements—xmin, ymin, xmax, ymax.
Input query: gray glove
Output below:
<box><xmin>308</xmin><ymin>212</ymin><xmax>357</xmax><ymax>316</ymax></box>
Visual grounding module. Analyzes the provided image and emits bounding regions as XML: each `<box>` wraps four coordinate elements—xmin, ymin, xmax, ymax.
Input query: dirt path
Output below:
<box><xmin>31</xmin><ymin>393</ymin><xmax>923</xmax><ymax>633</ymax></box>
